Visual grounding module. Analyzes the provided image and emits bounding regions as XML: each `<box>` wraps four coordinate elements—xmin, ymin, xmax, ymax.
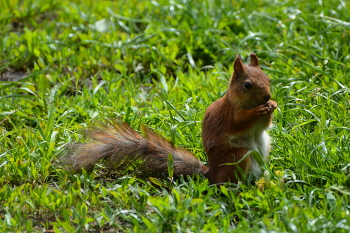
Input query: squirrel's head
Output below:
<box><xmin>228</xmin><ymin>54</ymin><xmax>271</xmax><ymax>109</ymax></box>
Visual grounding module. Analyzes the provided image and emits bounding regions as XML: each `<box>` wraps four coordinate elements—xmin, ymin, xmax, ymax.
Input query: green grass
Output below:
<box><xmin>1</xmin><ymin>0</ymin><xmax>350</xmax><ymax>232</ymax></box>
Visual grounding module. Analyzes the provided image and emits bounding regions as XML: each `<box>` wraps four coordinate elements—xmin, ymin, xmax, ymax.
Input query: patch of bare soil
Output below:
<box><xmin>1</xmin><ymin>70</ymin><xmax>27</xmax><ymax>82</ymax></box>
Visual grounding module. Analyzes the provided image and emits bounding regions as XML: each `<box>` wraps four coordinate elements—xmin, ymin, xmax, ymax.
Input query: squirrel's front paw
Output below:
<box><xmin>266</xmin><ymin>100</ymin><xmax>277</xmax><ymax>113</ymax></box>
<box><xmin>266</xmin><ymin>100</ymin><xmax>277</xmax><ymax>110</ymax></box>
<box><xmin>256</xmin><ymin>100</ymin><xmax>277</xmax><ymax>116</ymax></box>
<box><xmin>255</xmin><ymin>104</ymin><xmax>270</xmax><ymax>116</ymax></box>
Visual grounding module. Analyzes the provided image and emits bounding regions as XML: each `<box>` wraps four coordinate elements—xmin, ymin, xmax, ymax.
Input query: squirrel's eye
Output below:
<box><xmin>244</xmin><ymin>82</ymin><xmax>252</xmax><ymax>89</ymax></box>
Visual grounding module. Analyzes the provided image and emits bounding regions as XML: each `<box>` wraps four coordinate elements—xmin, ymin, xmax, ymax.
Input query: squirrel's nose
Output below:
<box><xmin>264</xmin><ymin>94</ymin><xmax>271</xmax><ymax>102</ymax></box>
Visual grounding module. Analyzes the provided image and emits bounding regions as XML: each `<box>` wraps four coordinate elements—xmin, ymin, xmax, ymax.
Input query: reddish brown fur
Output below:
<box><xmin>62</xmin><ymin>54</ymin><xmax>276</xmax><ymax>185</ymax></box>
<box><xmin>202</xmin><ymin>54</ymin><xmax>276</xmax><ymax>184</ymax></box>
<box><xmin>63</xmin><ymin>122</ymin><xmax>208</xmax><ymax>176</ymax></box>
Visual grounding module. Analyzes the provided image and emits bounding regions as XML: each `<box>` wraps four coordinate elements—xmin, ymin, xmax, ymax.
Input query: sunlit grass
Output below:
<box><xmin>0</xmin><ymin>0</ymin><xmax>349</xmax><ymax>231</ymax></box>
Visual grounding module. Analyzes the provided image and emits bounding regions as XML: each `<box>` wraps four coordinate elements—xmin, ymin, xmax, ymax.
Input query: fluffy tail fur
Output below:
<box><xmin>61</xmin><ymin>122</ymin><xmax>208</xmax><ymax>177</ymax></box>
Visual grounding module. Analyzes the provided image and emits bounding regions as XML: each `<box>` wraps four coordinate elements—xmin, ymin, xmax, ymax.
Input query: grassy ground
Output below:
<box><xmin>1</xmin><ymin>0</ymin><xmax>349</xmax><ymax>232</ymax></box>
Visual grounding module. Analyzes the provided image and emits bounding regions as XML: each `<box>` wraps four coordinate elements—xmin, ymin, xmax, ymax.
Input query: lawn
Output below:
<box><xmin>0</xmin><ymin>0</ymin><xmax>349</xmax><ymax>232</ymax></box>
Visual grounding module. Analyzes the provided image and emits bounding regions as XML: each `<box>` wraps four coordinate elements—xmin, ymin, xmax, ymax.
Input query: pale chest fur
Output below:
<box><xmin>228</xmin><ymin>119</ymin><xmax>271</xmax><ymax>176</ymax></box>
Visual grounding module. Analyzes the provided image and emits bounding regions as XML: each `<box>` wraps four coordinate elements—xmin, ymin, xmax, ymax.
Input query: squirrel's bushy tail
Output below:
<box><xmin>62</xmin><ymin>122</ymin><xmax>208</xmax><ymax>177</ymax></box>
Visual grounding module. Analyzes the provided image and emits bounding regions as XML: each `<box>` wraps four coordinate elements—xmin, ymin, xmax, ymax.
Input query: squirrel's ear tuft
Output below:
<box><xmin>233</xmin><ymin>55</ymin><xmax>244</xmax><ymax>73</ymax></box>
<box><xmin>249</xmin><ymin>53</ymin><xmax>259</xmax><ymax>67</ymax></box>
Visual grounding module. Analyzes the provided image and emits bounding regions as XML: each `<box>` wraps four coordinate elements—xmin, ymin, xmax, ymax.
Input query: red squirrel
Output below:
<box><xmin>62</xmin><ymin>54</ymin><xmax>277</xmax><ymax>184</ymax></box>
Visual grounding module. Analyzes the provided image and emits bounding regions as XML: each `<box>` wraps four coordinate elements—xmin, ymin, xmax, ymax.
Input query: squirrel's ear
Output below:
<box><xmin>249</xmin><ymin>53</ymin><xmax>259</xmax><ymax>67</ymax></box>
<box><xmin>233</xmin><ymin>55</ymin><xmax>244</xmax><ymax>73</ymax></box>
